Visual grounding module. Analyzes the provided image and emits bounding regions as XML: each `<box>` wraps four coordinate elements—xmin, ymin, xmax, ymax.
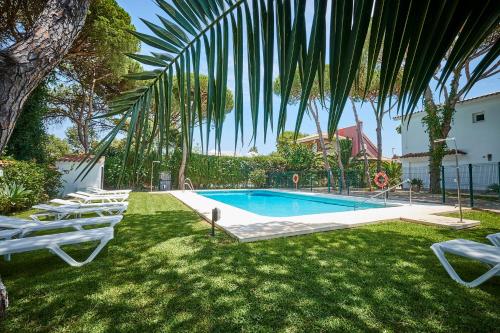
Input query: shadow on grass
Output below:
<box><xmin>0</xmin><ymin>193</ymin><xmax>499</xmax><ymax>332</ymax></box>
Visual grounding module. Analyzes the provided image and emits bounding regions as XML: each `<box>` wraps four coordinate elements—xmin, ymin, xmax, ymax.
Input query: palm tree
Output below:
<box><xmin>79</xmin><ymin>0</ymin><xmax>500</xmax><ymax>180</ymax></box>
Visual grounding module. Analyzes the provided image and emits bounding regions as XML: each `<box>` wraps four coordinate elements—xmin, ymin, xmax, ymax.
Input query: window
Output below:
<box><xmin>487</xmin><ymin>154</ymin><xmax>492</xmax><ymax>162</ymax></box>
<box><xmin>473</xmin><ymin>112</ymin><xmax>485</xmax><ymax>123</ymax></box>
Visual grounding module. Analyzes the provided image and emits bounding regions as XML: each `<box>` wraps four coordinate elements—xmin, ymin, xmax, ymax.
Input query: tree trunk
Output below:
<box><xmin>350</xmin><ymin>98</ymin><xmax>372</xmax><ymax>191</ymax></box>
<box><xmin>369</xmin><ymin>99</ymin><xmax>395</xmax><ymax>173</ymax></box>
<box><xmin>309</xmin><ymin>101</ymin><xmax>332</xmax><ymax>175</ymax></box>
<box><xmin>375</xmin><ymin>122</ymin><xmax>383</xmax><ymax>172</ymax></box>
<box><xmin>178</xmin><ymin>139</ymin><xmax>188</xmax><ymax>190</ymax></box>
<box><xmin>425</xmin><ymin>70</ymin><xmax>461</xmax><ymax>193</ymax></box>
<box><xmin>335</xmin><ymin>130</ymin><xmax>347</xmax><ymax>192</ymax></box>
<box><xmin>0</xmin><ymin>0</ymin><xmax>90</xmax><ymax>153</ymax></box>
<box><xmin>0</xmin><ymin>276</ymin><xmax>7</xmax><ymax>319</ymax></box>
<box><xmin>83</xmin><ymin>74</ymin><xmax>97</xmax><ymax>153</ymax></box>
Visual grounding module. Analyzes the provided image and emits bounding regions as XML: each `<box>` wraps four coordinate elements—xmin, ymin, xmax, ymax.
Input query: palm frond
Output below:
<box><xmin>78</xmin><ymin>0</ymin><xmax>500</xmax><ymax>183</ymax></box>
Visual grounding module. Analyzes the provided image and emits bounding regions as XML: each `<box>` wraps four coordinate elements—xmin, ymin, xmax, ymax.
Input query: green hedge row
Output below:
<box><xmin>167</xmin><ymin>152</ymin><xmax>289</xmax><ymax>188</ymax></box>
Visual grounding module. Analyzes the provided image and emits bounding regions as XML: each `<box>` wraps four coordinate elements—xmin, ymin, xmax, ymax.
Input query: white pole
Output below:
<box><xmin>452</xmin><ymin>139</ymin><xmax>463</xmax><ymax>222</ymax></box>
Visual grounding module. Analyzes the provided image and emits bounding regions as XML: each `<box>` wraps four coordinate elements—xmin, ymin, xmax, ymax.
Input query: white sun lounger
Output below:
<box><xmin>50</xmin><ymin>198</ymin><xmax>128</xmax><ymax>208</ymax></box>
<box><xmin>0</xmin><ymin>215</ymin><xmax>122</xmax><ymax>238</ymax></box>
<box><xmin>486</xmin><ymin>232</ymin><xmax>500</xmax><ymax>247</ymax></box>
<box><xmin>0</xmin><ymin>227</ymin><xmax>114</xmax><ymax>267</ymax></box>
<box><xmin>31</xmin><ymin>203</ymin><xmax>127</xmax><ymax>220</ymax></box>
<box><xmin>431</xmin><ymin>238</ymin><xmax>500</xmax><ymax>288</ymax></box>
<box><xmin>67</xmin><ymin>193</ymin><xmax>128</xmax><ymax>203</ymax></box>
<box><xmin>75</xmin><ymin>191</ymin><xmax>130</xmax><ymax>198</ymax></box>
<box><xmin>86</xmin><ymin>187</ymin><xmax>132</xmax><ymax>195</ymax></box>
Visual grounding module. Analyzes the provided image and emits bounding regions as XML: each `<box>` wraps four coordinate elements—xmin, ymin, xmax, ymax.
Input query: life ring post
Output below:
<box><xmin>374</xmin><ymin>172</ymin><xmax>389</xmax><ymax>189</ymax></box>
<box><xmin>292</xmin><ymin>173</ymin><xmax>300</xmax><ymax>190</ymax></box>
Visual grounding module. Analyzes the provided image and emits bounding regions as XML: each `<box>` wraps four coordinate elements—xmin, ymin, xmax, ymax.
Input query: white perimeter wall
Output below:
<box><xmin>56</xmin><ymin>158</ymin><xmax>104</xmax><ymax>196</ymax></box>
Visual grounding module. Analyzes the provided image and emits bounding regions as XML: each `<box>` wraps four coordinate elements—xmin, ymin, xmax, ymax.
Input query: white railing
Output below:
<box><xmin>184</xmin><ymin>178</ymin><xmax>194</xmax><ymax>191</ymax></box>
<box><xmin>354</xmin><ymin>179</ymin><xmax>411</xmax><ymax>210</ymax></box>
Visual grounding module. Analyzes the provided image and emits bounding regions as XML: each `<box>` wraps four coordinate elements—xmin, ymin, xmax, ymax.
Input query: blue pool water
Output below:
<box><xmin>196</xmin><ymin>190</ymin><xmax>385</xmax><ymax>217</ymax></box>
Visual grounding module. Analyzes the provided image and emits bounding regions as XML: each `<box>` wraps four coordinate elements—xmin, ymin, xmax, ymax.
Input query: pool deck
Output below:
<box><xmin>166</xmin><ymin>190</ymin><xmax>479</xmax><ymax>242</ymax></box>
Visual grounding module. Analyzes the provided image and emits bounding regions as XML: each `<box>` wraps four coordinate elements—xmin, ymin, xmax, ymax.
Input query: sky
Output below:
<box><xmin>48</xmin><ymin>0</ymin><xmax>500</xmax><ymax>157</ymax></box>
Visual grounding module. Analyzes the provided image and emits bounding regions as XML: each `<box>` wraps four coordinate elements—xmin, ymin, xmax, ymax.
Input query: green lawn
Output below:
<box><xmin>1</xmin><ymin>193</ymin><xmax>499</xmax><ymax>332</ymax></box>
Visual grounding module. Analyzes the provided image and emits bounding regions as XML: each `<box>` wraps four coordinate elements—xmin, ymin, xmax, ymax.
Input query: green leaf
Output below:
<box><xmin>156</xmin><ymin>0</ymin><xmax>197</xmax><ymax>36</ymax></box>
<box><xmin>126</xmin><ymin>53</ymin><xmax>167</xmax><ymax>67</ymax></box>
<box><xmin>140</xmin><ymin>18</ymin><xmax>183</xmax><ymax>48</ymax></box>
<box><xmin>128</xmin><ymin>30</ymin><xmax>180</xmax><ymax>53</ymax></box>
<box><xmin>260</xmin><ymin>0</ymin><xmax>274</xmax><ymax>141</ymax></box>
<box><xmin>244</xmin><ymin>0</ymin><xmax>261</xmax><ymax>143</ymax></box>
<box><xmin>123</xmin><ymin>71</ymin><xmax>162</xmax><ymax>80</ymax></box>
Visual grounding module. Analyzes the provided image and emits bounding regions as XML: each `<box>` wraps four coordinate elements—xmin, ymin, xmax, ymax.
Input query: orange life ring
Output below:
<box><xmin>292</xmin><ymin>173</ymin><xmax>300</xmax><ymax>184</ymax></box>
<box><xmin>374</xmin><ymin>171</ymin><xmax>389</xmax><ymax>188</ymax></box>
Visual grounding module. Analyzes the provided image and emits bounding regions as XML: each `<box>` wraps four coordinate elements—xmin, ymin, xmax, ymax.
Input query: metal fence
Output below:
<box><xmin>403</xmin><ymin>162</ymin><xmax>499</xmax><ymax>192</ymax></box>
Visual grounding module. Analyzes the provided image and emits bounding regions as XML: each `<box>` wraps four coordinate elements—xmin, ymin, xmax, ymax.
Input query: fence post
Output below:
<box><xmin>468</xmin><ymin>164</ymin><xmax>474</xmax><ymax>208</ymax></box>
<box><xmin>338</xmin><ymin>172</ymin><xmax>342</xmax><ymax>194</ymax></box>
<box><xmin>498</xmin><ymin>162</ymin><xmax>500</xmax><ymax>200</ymax></box>
<box><xmin>327</xmin><ymin>171</ymin><xmax>331</xmax><ymax>193</ymax></box>
<box><xmin>441</xmin><ymin>166</ymin><xmax>445</xmax><ymax>204</ymax></box>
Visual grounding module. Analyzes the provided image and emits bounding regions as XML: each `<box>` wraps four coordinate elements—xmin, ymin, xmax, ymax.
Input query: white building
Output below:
<box><xmin>56</xmin><ymin>155</ymin><xmax>105</xmax><ymax>195</ymax></box>
<box><xmin>395</xmin><ymin>91</ymin><xmax>500</xmax><ymax>191</ymax></box>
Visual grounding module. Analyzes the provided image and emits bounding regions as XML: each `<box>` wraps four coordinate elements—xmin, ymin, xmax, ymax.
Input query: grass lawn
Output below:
<box><xmin>1</xmin><ymin>193</ymin><xmax>499</xmax><ymax>332</ymax></box>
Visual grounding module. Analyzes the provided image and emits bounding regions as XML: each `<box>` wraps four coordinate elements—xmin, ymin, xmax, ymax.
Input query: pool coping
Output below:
<box><xmin>166</xmin><ymin>189</ymin><xmax>478</xmax><ymax>242</ymax></box>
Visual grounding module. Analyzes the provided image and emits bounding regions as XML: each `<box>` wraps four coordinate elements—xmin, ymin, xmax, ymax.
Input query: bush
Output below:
<box><xmin>411</xmin><ymin>178</ymin><xmax>423</xmax><ymax>192</ymax></box>
<box><xmin>0</xmin><ymin>182</ymin><xmax>33</xmax><ymax>213</ymax></box>
<box><xmin>249</xmin><ymin>169</ymin><xmax>267</xmax><ymax>188</ymax></box>
<box><xmin>382</xmin><ymin>161</ymin><xmax>402</xmax><ymax>187</ymax></box>
<box><xmin>0</xmin><ymin>160</ymin><xmax>62</xmax><ymax>213</ymax></box>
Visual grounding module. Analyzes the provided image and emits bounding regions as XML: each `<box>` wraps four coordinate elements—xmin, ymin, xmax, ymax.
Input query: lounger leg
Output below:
<box><xmin>431</xmin><ymin>245</ymin><xmax>500</xmax><ymax>288</ymax></box>
<box><xmin>48</xmin><ymin>235</ymin><xmax>113</xmax><ymax>267</ymax></box>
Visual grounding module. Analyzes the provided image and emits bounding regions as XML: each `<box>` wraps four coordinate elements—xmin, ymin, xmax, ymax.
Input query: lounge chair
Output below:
<box><xmin>87</xmin><ymin>187</ymin><xmax>132</xmax><ymax>195</ymax></box>
<box><xmin>431</xmin><ymin>237</ymin><xmax>500</xmax><ymax>288</ymax></box>
<box><xmin>74</xmin><ymin>191</ymin><xmax>130</xmax><ymax>199</ymax></box>
<box><xmin>67</xmin><ymin>192</ymin><xmax>128</xmax><ymax>203</ymax></box>
<box><xmin>31</xmin><ymin>203</ymin><xmax>127</xmax><ymax>220</ymax></box>
<box><xmin>0</xmin><ymin>227</ymin><xmax>114</xmax><ymax>267</ymax></box>
<box><xmin>486</xmin><ymin>232</ymin><xmax>500</xmax><ymax>247</ymax></box>
<box><xmin>0</xmin><ymin>215</ymin><xmax>122</xmax><ymax>261</ymax></box>
<box><xmin>0</xmin><ymin>215</ymin><xmax>122</xmax><ymax>238</ymax></box>
<box><xmin>50</xmin><ymin>198</ymin><xmax>128</xmax><ymax>208</ymax></box>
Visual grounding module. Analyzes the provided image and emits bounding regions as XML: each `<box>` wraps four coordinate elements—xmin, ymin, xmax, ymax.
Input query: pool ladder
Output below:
<box><xmin>353</xmin><ymin>179</ymin><xmax>411</xmax><ymax>210</ymax></box>
<box><xmin>184</xmin><ymin>178</ymin><xmax>194</xmax><ymax>191</ymax></box>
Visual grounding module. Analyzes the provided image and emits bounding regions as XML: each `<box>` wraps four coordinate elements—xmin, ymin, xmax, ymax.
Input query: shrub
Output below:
<box><xmin>411</xmin><ymin>178</ymin><xmax>423</xmax><ymax>192</ymax></box>
<box><xmin>0</xmin><ymin>182</ymin><xmax>33</xmax><ymax>213</ymax></box>
<box><xmin>382</xmin><ymin>161</ymin><xmax>402</xmax><ymax>187</ymax></box>
<box><xmin>0</xmin><ymin>159</ymin><xmax>62</xmax><ymax>213</ymax></box>
<box><xmin>249</xmin><ymin>169</ymin><xmax>267</xmax><ymax>188</ymax></box>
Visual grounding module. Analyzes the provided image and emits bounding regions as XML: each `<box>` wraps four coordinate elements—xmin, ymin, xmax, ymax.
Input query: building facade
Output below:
<box><xmin>396</xmin><ymin>92</ymin><xmax>500</xmax><ymax>190</ymax></box>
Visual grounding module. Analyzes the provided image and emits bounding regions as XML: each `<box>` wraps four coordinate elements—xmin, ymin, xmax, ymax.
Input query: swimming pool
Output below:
<box><xmin>196</xmin><ymin>190</ymin><xmax>385</xmax><ymax>217</ymax></box>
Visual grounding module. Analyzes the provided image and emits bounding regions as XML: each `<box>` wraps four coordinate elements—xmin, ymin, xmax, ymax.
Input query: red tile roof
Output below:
<box><xmin>296</xmin><ymin>124</ymin><xmax>381</xmax><ymax>159</ymax></box>
<box><xmin>57</xmin><ymin>154</ymin><xmax>95</xmax><ymax>162</ymax></box>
